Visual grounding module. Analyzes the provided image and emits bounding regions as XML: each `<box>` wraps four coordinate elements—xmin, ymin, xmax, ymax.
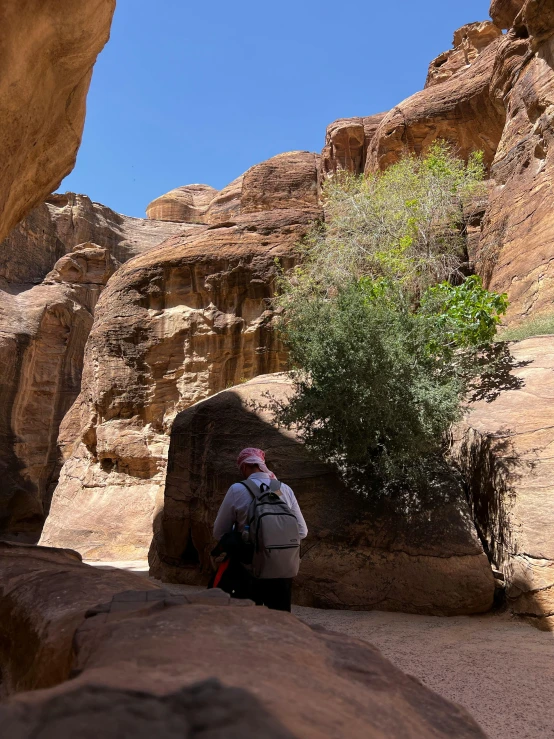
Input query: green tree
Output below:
<box><xmin>274</xmin><ymin>145</ymin><xmax>507</xmax><ymax>491</ymax></box>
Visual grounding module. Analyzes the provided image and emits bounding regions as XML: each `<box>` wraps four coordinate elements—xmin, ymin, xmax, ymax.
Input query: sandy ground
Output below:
<box><xmin>88</xmin><ymin>561</ymin><xmax>554</xmax><ymax>739</ymax></box>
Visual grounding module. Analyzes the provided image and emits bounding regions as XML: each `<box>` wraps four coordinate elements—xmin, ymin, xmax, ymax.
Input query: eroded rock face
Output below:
<box><xmin>204</xmin><ymin>175</ymin><xmax>244</xmax><ymax>226</ymax></box>
<box><xmin>0</xmin><ymin>1</ymin><xmax>115</xmax><ymax>241</ymax></box>
<box><xmin>426</xmin><ymin>22</ymin><xmax>502</xmax><ymax>88</ymax></box>
<box><xmin>146</xmin><ymin>184</ymin><xmax>218</xmax><ymax>223</ymax></box>
<box><xmin>40</xmin><ymin>204</ymin><xmax>319</xmax><ymax>560</ymax></box>
<box><xmin>475</xmin><ymin>10</ymin><xmax>554</xmax><ymax>322</ymax></box>
<box><xmin>490</xmin><ymin>0</ymin><xmax>525</xmax><ymax>29</ymax></box>
<box><xmin>0</xmin><ymin>542</ymin><xmax>160</xmax><ymax>695</ymax></box>
<box><xmin>0</xmin><ymin>245</ymin><xmax>118</xmax><ymax>541</ymax></box>
<box><xmin>367</xmin><ymin>36</ymin><xmax>506</xmax><ymax>172</ymax></box>
<box><xmin>0</xmin><ymin>544</ymin><xmax>487</xmax><ymax>738</ymax></box>
<box><xmin>0</xmin><ymin>195</ymin><xmax>199</xmax><ymax>541</ymax></box>
<box><xmin>151</xmin><ymin>374</ymin><xmax>494</xmax><ymax>616</ymax></box>
<box><xmin>320</xmin><ymin>114</ymin><xmax>387</xmax><ymax>177</ymax></box>
<box><xmin>452</xmin><ymin>337</ymin><xmax>554</xmax><ymax>631</ymax></box>
<box><xmin>0</xmin><ymin>192</ymin><xmax>194</xmax><ymax>287</ymax></box>
<box><xmin>241</xmin><ymin>151</ymin><xmax>320</xmax><ymax>213</ymax></box>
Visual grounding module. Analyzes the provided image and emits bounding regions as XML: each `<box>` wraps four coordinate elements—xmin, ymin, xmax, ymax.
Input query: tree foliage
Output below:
<box><xmin>290</xmin><ymin>141</ymin><xmax>486</xmax><ymax>301</ymax></box>
<box><xmin>274</xmin><ymin>144</ymin><xmax>507</xmax><ymax>491</ymax></box>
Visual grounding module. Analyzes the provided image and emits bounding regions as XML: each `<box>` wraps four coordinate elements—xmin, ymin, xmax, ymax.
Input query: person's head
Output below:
<box><xmin>240</xmin><ymin>461</ymin><xmax>261</xmax><ymax>478</ymax></box>
<box><xmin>236</xmin><ymin>447</ymin><xmax>276</xmax><ymax>479</ymax></box>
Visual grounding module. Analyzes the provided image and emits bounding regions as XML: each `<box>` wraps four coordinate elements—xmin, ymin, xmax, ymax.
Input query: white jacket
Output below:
<box><xmin>213</xmin><ymin>472</ymin><xmax>308</xmax><ymax>541</ymax></box>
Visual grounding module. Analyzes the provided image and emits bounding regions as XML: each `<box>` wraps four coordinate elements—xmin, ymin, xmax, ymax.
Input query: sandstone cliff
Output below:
<box><xmin>0</xmin><ymin>245</ymin><xmax>118</xmax><ymax>540</ymax></box>
<box><xmin>40</xmin><ymin>152</ymin><xmax>321</xmax><ymax>560</ymax></box>
<box><xmin>425</xmin><ymin>22</ymin><xmax>501</xmax><ymax>89</ymax></box>
<box><xmin>320</xmin><ymin>113</ymin><xmax>386</xmax><ymax>177</ymax></box>
<box><xmin>40</xmin><ymin>225</ymin><xmax>311</xmax><ymax>558</ymax></box>
<box><xmin>367</xmin><ymin>35</ymin><xmax>506</xmax><ymax>173</ymax></box>
<box><xmin>0</xmin><ymin>192</ymin><xmax>193</xmax><ymax>287</ymax></box>
<box><xmin>146</xmin><ymin>184</ymin><xmax>218</xmax><ymax>222</ymax></box>
<box><xmin>0</xmin><ymin>196</ymin><xmax>196</xmax><ymax>541</ymax></box>
<box><xmin>453</xmin><ymin>336</ymin><xmax>554</xmax><ymax>631</ymax></box>
<box><xmin>476</xmin><ymin>6</ymin><xmax>554</xmax><ymax>321</ymax></box>
<box><xmin>0</xmin><ymin>1</ymin><xmax>115</xmax><ymax>242</ymax></box>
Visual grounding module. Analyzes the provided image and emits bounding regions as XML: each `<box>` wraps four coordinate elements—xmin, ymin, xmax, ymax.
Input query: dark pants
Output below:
<box><xmin>251</xmin><ymin>577</ymin><xmax>293</xmax><ymax>612</ymax></box>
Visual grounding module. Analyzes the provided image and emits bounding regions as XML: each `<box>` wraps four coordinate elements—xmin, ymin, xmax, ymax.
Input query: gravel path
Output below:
<box><xmin>88</xmin><ymin>561</ymin><xmax>554</xmax><ymax>739</ymax></box>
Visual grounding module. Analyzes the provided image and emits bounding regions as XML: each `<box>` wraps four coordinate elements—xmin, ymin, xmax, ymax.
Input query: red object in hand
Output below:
<box><xmin>213</xmin><ymin>559</ymin><xmax>230</xmax><ymax>588</ymax></box>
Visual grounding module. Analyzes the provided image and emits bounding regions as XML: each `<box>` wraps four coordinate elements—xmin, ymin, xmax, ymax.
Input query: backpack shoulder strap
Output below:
<box><xmin>238</xmin><ymin>479</ymin><xmax>260</xmax><ymax>499</ymax></box>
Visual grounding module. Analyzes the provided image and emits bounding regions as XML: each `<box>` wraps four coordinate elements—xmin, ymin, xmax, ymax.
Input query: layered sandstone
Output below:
<box><xmin>475</xmin><ymin>7</ymin><xmax>554</xmax><ymax>322</ymax></box>
<box><xmin>0</xmin><ymin>192</ymin><xmax>193</xmax><ymax>287</ymax></box>
<box><xmin>0</xmin><ymin>543</ymin><xmax>487</xmax><ymax>738</ymax></box>
<box><xmin>151</xmin><ymin>374</ymin><xmax>494</xmax><ymax>615</ymax></box>
<box><xmin>453</xmin><ymin>337</ymin><xmax>554</xmax><ymax>631</ymax></box>
<box><xmin>320</xmin><ymin>113</ymin><xmax>387</xmax><ymax>177</ymax></box>
<box><xmin>425</xmin><ymin>22</ymin><xmax>502</xmax><ymax>88</ymax></box>
<box><xmin>0</xmin><ymin>195</ymin><xmax>194</xmax><ymax>541</ymax></box>
<box><xmin>489</xmin><ymin>0</ymin><xmax>525</xmax><ymax>29</ymax></box>
<box><xmin>0</xmin><ymin>1</ymin><xmax>115</xmax><ymax>241</ymax></box>
<box><xmin>0</xmin><ymin>245</ymin><xmax>118</xmax><ymax>541</ymax></box>
<box><xmin>240</xmin><ymin>151</ymin><xmax>320</xmax><ymax>213</ymax></box>
<box><xmin>204</xmin><ymin>175</ymin><xmax>244</xmax><ymax>225</ymax></box>
<box><xmin>146</xmin><ymin>184</ymin><xmax>218</xmax><ymax>223</ymax></box>
<box><xmin>40</xmin><ymin>153</ymin><xmax>321</xmax><ymax>560</ymax></box>
<box><xmin>205</xmin><ymin>151</ymin><xmax>321</xmax><ymax>225</ymax></box>
<box><xmin>367</xmin><ymin>35</ymin><xmax>506</xmax><ymax>172</ymax></box>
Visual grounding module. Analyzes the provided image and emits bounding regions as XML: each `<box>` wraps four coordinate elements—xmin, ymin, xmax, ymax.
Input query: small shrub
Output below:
<box><xmin>287</xmin><ymin>141</ymin><xmax>486</xmax><ymax>304</ymax></box>
<box><xmin>497</xmin><ymin>312</ymin><xmax>554</xmax><ymax>342</ymax></box>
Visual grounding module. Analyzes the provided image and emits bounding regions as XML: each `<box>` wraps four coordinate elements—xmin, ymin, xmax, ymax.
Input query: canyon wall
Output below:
<box><xmin>0</xmin><ymin>245</ymin><xmax>117</xmax><ymax>539</ymax></box>
<box><xmin>40</xmin><ymin>153</ymin><xmax>321</xmax><ymax>559</ymax></box>
<box><xmin>0</xmin><ymin>197</ymin><xmax>194</xmax><ymax>541</ymax></box>
<box><xmin>0</xmin><ymin>1</ymin><xmax>115</xmax><ymax>241</ymax></box>
<box><xmin>0</xmin><ymin>193</ymin><xmax>191</xmax><ymax>287</ymax></box>
<box><xmin>453</xmin><ymin>336</ymin><xmax>554</xmax><ymax>631</ymax></box>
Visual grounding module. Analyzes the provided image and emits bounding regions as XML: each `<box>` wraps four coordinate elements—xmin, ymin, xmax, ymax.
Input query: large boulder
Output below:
<box><xmin>0</xmin><ymin>245</ymin><xmax>118</xmax><ymax>541</ymax></box>
<box><xmin>151</xmin><ymin>374</ymin><xmax>494</xmax><ymax>616</ymax></box>
<box><xmin>0</xmin><ymin>544</ymin><xmax>487</xmax><ymax>738</ymax></box>
<box><xmin>0</xmin><ymin>1</ymin><xmax>115</xmax><ymax>241</ymax></box>
<box><xmin>146</xmin><ymin>184</ymin><xmax>218</xmax><ymax>223</ymax></box>
<box><xmin>40</xmin><ymin>196</ymin><xmax>320</xmax><ymax>560</ymax></box>
<box><xmin>452</xmin><ymin>336</ymin><xmax>554</xmax><ymax>630</ymax></box>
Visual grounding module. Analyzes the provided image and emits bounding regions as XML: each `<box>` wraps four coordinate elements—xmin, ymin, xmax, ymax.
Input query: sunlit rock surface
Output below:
<box><xmin>0</xmin><ymin>0</ymin><xmax>115</xmax><ymax>241</ymax></box>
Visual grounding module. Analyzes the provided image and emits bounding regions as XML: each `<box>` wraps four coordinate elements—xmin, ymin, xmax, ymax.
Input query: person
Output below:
<box><xmin>213</xmin><ymin>447</ymin><xmax>308</xmax><ymax>612</ymax></box>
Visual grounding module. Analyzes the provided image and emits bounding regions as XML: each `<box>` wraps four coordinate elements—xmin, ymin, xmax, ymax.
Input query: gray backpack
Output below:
<box><xmin>240</xmin><ymin>478</ymin><xmax>301</xmax><ymax>579</ymax></box>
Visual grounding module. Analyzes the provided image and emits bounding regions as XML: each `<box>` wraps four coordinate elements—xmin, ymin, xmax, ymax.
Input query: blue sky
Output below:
<box><xmin>61</xmin><ymin>0</ymin><xmax>493</xmax><ymax>218</ymax></box>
